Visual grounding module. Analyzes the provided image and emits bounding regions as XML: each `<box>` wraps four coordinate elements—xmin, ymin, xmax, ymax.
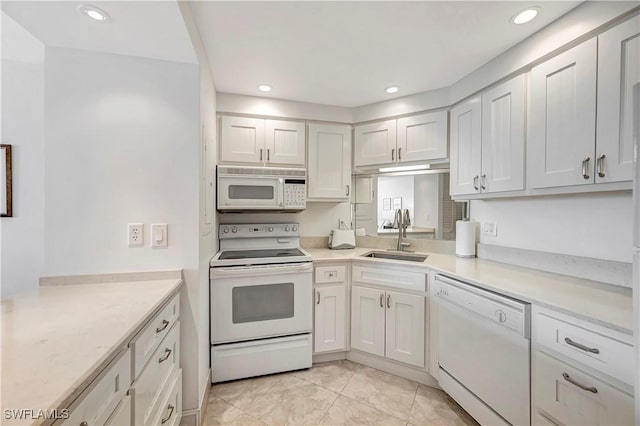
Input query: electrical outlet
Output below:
<box><xmin>482</xmin><ymin>221</ymin><xmax>498</xmax><ymax>237</ymax></box>
<box><xmin>128</xmin><ymin>223</ymin><xmax>144</xmax><ymax>247</ymax></box>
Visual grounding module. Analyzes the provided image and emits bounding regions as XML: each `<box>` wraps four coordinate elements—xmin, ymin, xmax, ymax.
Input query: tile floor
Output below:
<box><xmin>204</xmin><ymin>360</ymin><xmax>479</xmax><ymax>425</ymax></box>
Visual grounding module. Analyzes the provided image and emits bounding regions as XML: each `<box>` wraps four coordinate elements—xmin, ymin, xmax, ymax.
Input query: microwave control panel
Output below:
<box><xmin>284</xmin><ymin>180</ymin><xmax>306</xmax><ymax>209</ymax></box>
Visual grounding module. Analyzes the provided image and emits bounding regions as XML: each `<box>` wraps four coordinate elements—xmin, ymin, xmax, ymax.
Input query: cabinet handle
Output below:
<box><xmin>267</xmin><ymin>148</ymin><xmax>270</xmax><ymax>162</ymax></box>
<box><xmin>379</xmin><ymin>293</ymin><xmax>384</xmax><ymax>308</ymax></box>
<box><xmin>596</xmin><ymin>154</ymin><xmax>606</xmax><ymax>178</ymax></box>
<box><xmin>398</xmin><ymin>148</ymin><xmax>402</xmax><ymax>161</ymax></box>
<box><xmin>564</xmin><ymin>337</ymin><xmax>599</xmax><ymax>354</ymax></box>
<box><xmin>316</xmin><ymin>290</ymin><xmax>320</xmax><ymax>305</ymax></box>
<box><xmin>386</xmin><ymin>294</ymin><xmax>391</xmax><ymax>309</ymax></box>
<box><xmin>156</xmin><ymin>319</ymin><xmax>169</xmax><ymax>333</ymax></box>
<box><xmin>473</xmin><ymin>176</ymin><xmax>479</xmax><ymax>191</ymax></box>
<box><xmin>391</xmin><ymin>148</ymin><xmax>395</xmax><ymax>162</ymax></box>
<box><xmin>260</xmin><ymin>148</ymin><xmax>263</xmax><ymax>162</ymax></box>
<box><xmin>581</xmin><ymin>157</ymin><xmax>591</xmax><ymax>180</ymax></box>
<box><xmin>562</xmin><ymin>372</ymin><xmax>598</xmax><ymax>394</ymax></box>
<box><xmin>480</xmin><ymin>174</ymin><xmax>487</xmax><ymax>190</ymax></box>
<box><xmin>161</xmin><ymin>404</ymin><xmax>175</xmax><ymax>424</ymax></box>
<box><xmin>158</xmin><ymin>348</ymin><xmax>172</xmax><ymax>363</ymax></box>
<box><xmin>346</xmin><ymin>185</ymin><xmax>350</xmax><ymax>196</ymax></box>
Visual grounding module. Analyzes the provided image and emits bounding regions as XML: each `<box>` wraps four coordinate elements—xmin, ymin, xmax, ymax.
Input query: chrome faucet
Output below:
<box><xmin>394</xmin><ymin>209</ymin><xmax>411</xmax><ymax>252</ymax></box>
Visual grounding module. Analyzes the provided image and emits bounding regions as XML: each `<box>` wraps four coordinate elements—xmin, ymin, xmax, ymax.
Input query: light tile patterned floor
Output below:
<box><xmin>204</xmin><ymin>360</ymin><xmax>479</xmax><ymax>426</ymax></box>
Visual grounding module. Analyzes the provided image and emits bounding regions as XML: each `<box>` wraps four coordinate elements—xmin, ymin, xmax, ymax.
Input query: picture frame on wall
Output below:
<box><xmin>1</xmin><ymin>144</ymin><xmax>12</xmax><ymax>217</ymax></box>
<box><xmin>383</xmin><ymin>198</ymin><xmax>391</xmax><ymax>210</ymax></box>
<box><xmin>393</xmin><ymin>197</ymin><xmax>402</xmax><ymax>210</ymax></box>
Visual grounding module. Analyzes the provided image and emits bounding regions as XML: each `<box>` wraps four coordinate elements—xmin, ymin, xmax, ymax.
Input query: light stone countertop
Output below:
<box><xmin>1</xmin><ymin>278</ymin><xmax>183</xmax><ymax>425</ymax></box>
<box><xmin>306</xmin><ymin>248</ymin><xmax>632</xmax><ymax>335</ymax></box>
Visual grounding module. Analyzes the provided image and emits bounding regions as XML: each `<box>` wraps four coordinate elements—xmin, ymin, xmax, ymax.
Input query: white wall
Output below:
<box><xmin>413</xmin><ymin>174</ymin><xmax>439</xmax><ymax>229</ymax></box>
<box><xmin>377</xmin><ymin>175</ymin><xmax>414</xmax><ymax>226</ymax></box>
<box><xmin>471</xmin><ymin>192</ymin><xmax>633</xmax><ymax>263</ymax></box>
<box><xmin>0</xmin><ymin>12</ymin><xmax>45</xmax><ymax>297</ymax></box>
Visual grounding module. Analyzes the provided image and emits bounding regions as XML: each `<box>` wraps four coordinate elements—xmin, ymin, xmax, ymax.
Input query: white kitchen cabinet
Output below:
<box><xmin>396</xmin><ymin>111</ymin><xmax>448</xmax><ymax>162</ymax></box>
<box><xmin>314</xmin><ymin>285</ymin><xmax>347</xmax><ymax>353</ymax></box>
<box><xmin>384</xmin><ymin>290</ymin><xmax>425</xmax><ymax>368</ymax></box>
<box><xmin>596</xmin><ymin>15</ymin><xmax>640</xmax><ymax>184</ymax></box>
<box><xmin>351</xmin><ymin>285</ymin><xmax>385</xmax><ymax>357</ymax></box>
<box><xmin>220</xmin><ymin>116</ymin><xmax>305</xmax><ymax>166</ymax></box>
<box><xmin>449</xmin><ymin>96</ymin><xmax>482</xmax><ymax>196</ymax></box>
<box><xmin>528</xmin><ymin>38</ymin><xmax>598</xmax><ymax>189</ymax></box>
<box><xmin>481</xmin><ymin>74</ymin><xmax>526</xmax><ymax>193</ymax></box>
<box><xmin>307</xmin><ymin>123</ymin><xmax>351</xmax><ymax>200</ymax></box>
<box><xmin>354</xmin><ymin>120</ymin><xmax>396</xmax><ymax>167</ymax></box>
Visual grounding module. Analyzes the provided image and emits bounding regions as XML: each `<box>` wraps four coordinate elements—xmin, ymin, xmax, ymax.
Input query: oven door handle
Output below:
<box><xmin>211</xmin><ymin>263</ymin><xmax>313</xmax><ymax>277</ymax></box>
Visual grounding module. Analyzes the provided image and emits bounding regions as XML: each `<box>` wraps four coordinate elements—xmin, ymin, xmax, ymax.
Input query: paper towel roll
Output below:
<box><xmin>456</xmin><ymin>220</ymin><xmax>477</xmax><ymax>258</ymax></box>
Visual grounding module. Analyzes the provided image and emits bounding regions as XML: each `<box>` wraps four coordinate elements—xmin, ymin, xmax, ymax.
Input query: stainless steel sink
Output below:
<box><xmin>362</xmin><ymin>251</ymin><xmax>428</xmax><ymax>262</ymax></box>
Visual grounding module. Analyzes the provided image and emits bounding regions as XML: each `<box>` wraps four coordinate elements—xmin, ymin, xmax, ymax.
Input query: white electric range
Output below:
<box><xmin>209</xmin><ymin>223</ymin><xmax>313</xmax><ymax>383</ymax></box>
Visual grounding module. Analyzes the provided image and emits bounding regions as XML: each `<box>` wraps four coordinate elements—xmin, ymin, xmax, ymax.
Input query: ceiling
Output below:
<box><xmin>1</xmin><ymin>1</ymin><xmax>197</xmax><ymax>64</ymax></box>
<box><xmin>192</xmin><ymin>1</ymin><xmax>581</xmax><ymax>107</ymax></box>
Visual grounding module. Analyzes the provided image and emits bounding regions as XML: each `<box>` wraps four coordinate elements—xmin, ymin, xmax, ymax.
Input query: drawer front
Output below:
<box><xmin>104</xmin><ymin>395</ymin><xmax>132</xmax><ymax>426</ymax></box>
<box><xmin>535</xmin><ymin>310</ymin><xmax>633</xmax><ymax>385</ymax></box>
<box><xmin>315</xmin><ymin>265</ymin><xmax>346</xmax><ymax>283</ymax></box>
<box><xmin>150</xmin><ymin>370</ymin><xmax>182</xmax><ymax>426</ymax></box>
<box><xmin>62</xmin><ymin>348</ymin><xmax>131</xmax><ymax>426</ymax></box>
<box><xmin>131</xmin><ymin>293</ymin><xmax>180</xmax><ymax>378</ymax></box>
<box><xmin>132</xmin><ymin>322</ymin><xmax>180</xmax><ymax>426</ymax></box>
<box><xmin>535</xmin><ymin>351</ymin><xmax>633</xmax><ymax>426</ymax></box>
<box><xmin>352</xmin><ymin>265</ymin><xmax>426</xmax><ymax>292</ymax></box>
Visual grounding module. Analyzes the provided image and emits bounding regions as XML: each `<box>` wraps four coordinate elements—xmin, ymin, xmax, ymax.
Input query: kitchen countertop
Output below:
<box><xmin>307</xmin><ymin>247</ymin><xmax>632</xmax><ymax>335</ymax></box>
<box><xmin>1</xmin><ymin>278</ymin><xmax>182</xmax><ymax>425</ymax></box>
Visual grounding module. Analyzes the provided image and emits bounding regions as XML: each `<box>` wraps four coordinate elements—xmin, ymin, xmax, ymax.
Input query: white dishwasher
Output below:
<box><xmin>434</xmin><ymin>274</ymin><xmax>531</xmax><ymax>426</ymax></box>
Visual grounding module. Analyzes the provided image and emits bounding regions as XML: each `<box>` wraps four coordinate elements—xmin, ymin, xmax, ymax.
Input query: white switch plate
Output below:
<box><xmin>482</xmin><ymin>221</ymin><xmax>498</xmax><ymax>237</ymax></box>
<box><xmin>128</xmin><ymin>223</ymin><xmax>144</xmax><ymax>247</ymax></box>
<box><xmin>151</xmin><ymin>223</ymin><xmax>168</xmax><ymax>248</ymax></box>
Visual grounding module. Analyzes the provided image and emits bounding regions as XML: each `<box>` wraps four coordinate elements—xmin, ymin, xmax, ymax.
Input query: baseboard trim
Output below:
<box><xmin>199</xmin><ymin>369</ymin><xmax>212</xmax><ymax>425</ymax></box>
<box><xmin>313</xmin><ymin>352</ymin><xmax>347</xmax><ymax>363</ymax></box>
<box><xmin>346</xmin><ymin>350</ymin><xmax>440</xmax><ymax>388</ymax></box>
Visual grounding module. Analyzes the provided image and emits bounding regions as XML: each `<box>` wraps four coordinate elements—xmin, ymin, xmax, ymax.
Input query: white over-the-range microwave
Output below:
<box><xmin>217</xmin><ymin>166</ymin><xmax>307</xmax><ymax>212</ymax></box>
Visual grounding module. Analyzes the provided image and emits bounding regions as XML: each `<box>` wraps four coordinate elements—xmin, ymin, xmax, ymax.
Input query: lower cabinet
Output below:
<box><xmin>313</xmin><ymin>264</ymin><xmax>347</xmax><ymax>353</ymax></box>
<box><xmin>351</xmin><ymin>283</ymin><xmax>425</xmax><ymax>368</ymax></box>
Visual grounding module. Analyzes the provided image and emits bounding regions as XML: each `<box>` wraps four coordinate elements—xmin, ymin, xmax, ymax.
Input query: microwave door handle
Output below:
<box><xmin>277</xmin><ymin>178</ymin><xmax>284</xmax><ymax>208</ymax></box>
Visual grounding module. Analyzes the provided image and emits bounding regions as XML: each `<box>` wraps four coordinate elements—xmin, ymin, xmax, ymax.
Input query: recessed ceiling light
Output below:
<box><xmin>385</xmin><ymin>86</ymin><xmax>399</xmax><ymax>94</ymax></box>
<box><xmin>258</xmin><ymin>84</ymin><xmax>272</xmax><ymax>92</ymax></box>
<box><xmin>78</xmin><ymin>4</ymin><xmax>110</xmax><ymax>22</ymax></box>
<box><xmin>511</xmin><ymin>7</ymin><xmax>539</xmax><ymax>25</ymax></box>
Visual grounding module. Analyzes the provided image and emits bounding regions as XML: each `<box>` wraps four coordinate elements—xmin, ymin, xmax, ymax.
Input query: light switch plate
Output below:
<box><xmin>151</xmin><ymin>223</ymin><xmax>168</xmax><ymax>248</ymax></box>
<box><xmin>482</xmin><ymin>221</ymin><xmax>498</xmax><ymax>237</ymax></box>
<box><xmin>128</xmin><ymin>223</ymin><xmax>144</xmax><ymax>247</ymax></box>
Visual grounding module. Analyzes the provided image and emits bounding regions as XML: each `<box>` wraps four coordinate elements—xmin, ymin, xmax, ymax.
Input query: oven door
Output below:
<box><xmin>217</xmin><ymin>175</ymin><xmax>284</xmax><ymax>211</ymax></box>
<box><xmin>210</xmin><ymin>263</ymin><xmax>313</xmax><ymax>344</ymax></box>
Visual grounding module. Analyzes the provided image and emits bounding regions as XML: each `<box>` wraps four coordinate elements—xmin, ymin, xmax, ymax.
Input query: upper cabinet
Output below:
<box><xmin>449</xmin><ymin>97</ymin><xmax>482</xmax><ymax>196</ymax></box>
<box><xmin>528</xmin><ymin>39</ymin><xmax>598</xmax><ymax>189</ymax></box>
<box><xmin>220</xmin><ymin>116</ymin><xmax>306</xmax><ymax>167</ymax></box>
<box><xmin>354</xmin><ymin>112</ymin><xmax>448</xmax><ymax>168</ymax></box>
<box><xmin>596</xmin><ymin>15</ymin><xmax>640</xmax><ymax>184</ymax></box>
<box><xmin>307</xmin><ymin>123</ymin><xmax>352</xmax><ymax>200</ymax></box>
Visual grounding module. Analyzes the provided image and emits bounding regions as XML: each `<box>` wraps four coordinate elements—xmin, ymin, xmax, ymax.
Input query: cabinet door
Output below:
<box><xmin>449</xmin><ymin>97</ymin><xmax>482</xmax><ymax>196</ymax></box>
<box><xmin>354</xmin><ymin>120</ymin><xmax>397</xmax><ymax>167</ymax></box>
<box><xmin>384</xmin><ymin>290</ymin><xmax>425</xmax><ymax>368</ymax></box>
<box><xmin>596</xmin><ymin>16</ymin><xmax>640</xmax><ymax>183</ymax></box>
<box><xmin>265</xmin><ymin>120</ymin><xmax>306</xmax><ymax>166</ymax></box>
<box><xmin>314</xmin><ymin>285</ymin><xmax>346</xmax><ymax>353</ymax></box>
<box><xmin>220</xmin><ymin>116</ymin><xmax>265</xmax><ymax>164</ymax></box>
<box><xmin>350</xmin><ymin>285</ymin><xmax>385</xmax><ymax>357</ymax></box>
<box><xmin>397</xmin><ymin>111</ymin><xmax>448</xmax><ymax>162</ymax></box>
<box><xmin>308</xmin><ymin>123</ymin><xmax>351</xmax><ymax>199</ymax></box>
<box><xmin>481</xmin><ymin>74</ymin><xmax>526</xmax><ymax>193</ymax></box>
<box><xmin>529</xmin><ymin>39</ymin><xmax>597</xmax><ymax>188</ymax></box>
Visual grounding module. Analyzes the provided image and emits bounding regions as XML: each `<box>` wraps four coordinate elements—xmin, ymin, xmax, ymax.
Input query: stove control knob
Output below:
<box><xmin>222</xmin><ymin>227</ymin><xmax>229</xmax><ymax>234</ymax></box>
<box><xmin>285</xmin><ymin>226</ymin><xmax>290</xmax><ymax>232</ymax></box>
<box><xmin>231</xmin><ymin>226</ymin><xmax>237</xmax><ymax>233</ymax></box>
<box><xmin>292</xmin><ymin>226</ymin><xmax>298</xmax><ymax>232</ymax></box>
<box><xmin>268</xmin><ymin>227</ymin><xmax>274</xmax><ymax>232</ymax></box>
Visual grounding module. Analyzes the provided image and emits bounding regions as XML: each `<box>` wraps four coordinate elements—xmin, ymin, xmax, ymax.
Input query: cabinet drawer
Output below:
<box><xmin>104</xmin><ymin>395</ymin><xmax>131</xmax><ymax>426</ymax></box>
<box><xmin>150</xmin><ymin>370</ymin><xmax>182</xmax><ymax>426</ymax></box>
<box><xmin>315</xmin><ymin>265</ymin><xmax>346</xmax><ymax>283</ymax></box>
<box><xmin>352</xmin><ymin>265</ymin><xmax>426</xmax><ymax>292</ymax></box>
<box><xmin>132</xmin><ymin>322</ymin><xmax>180</xmax><ymax>426</ymax></box>
<box><xmin>535</xmin><ymin>351</ymin><xmax>633</xmax><ymax>426</ymax></box>
<box><xmin>62</xmin><ymin>348</ymin><xmax>131</xmax><ymax>426</ymax></box>
<box><xmin>534</xmin><ymin>309</ymin><xmax>633</xmax><ymax>385</ymax></box>
<box><xmin>130</xmin><ymin>293</ymin><xmax>179</xmax><ymax>378</ymax></box>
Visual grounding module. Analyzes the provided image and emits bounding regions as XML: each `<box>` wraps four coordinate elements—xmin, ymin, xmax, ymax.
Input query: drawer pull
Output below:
<box><xmin>158</xmin><ymin>348</ymin><xmax>172</xmax><ymax>363</ymax></box>
<box><xmin>161</xmin><ymin>404</ymin><xmax>175</xmax><ymax>424</ymax></box>
<box><xmin>156</xmin><ymin>319</ymin><xmax>170</xmax><ymax>333</ymax></box>
<box><xmin>564</xmin><ymin>337</ymin><xmax>599</xmax><ymax>354</ymax></box>
<box><xmin>562</xmin><ymin>372</ymin><xmax>598</xmax><ymax>394</ymax></box>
